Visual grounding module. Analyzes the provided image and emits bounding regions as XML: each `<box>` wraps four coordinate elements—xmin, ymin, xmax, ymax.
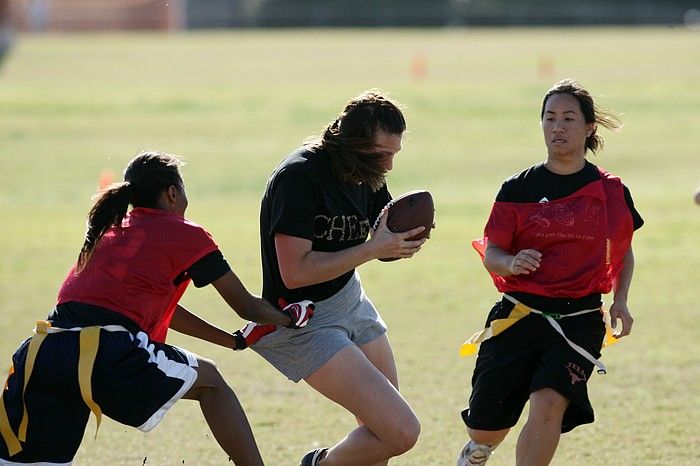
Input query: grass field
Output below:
<box><xmin>1</xmin><ymin>27</ymin><xmax>699</xmax><ymax>465</ymax></box>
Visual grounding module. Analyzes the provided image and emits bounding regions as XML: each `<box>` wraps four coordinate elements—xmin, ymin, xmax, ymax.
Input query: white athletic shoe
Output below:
<box><xmin>300</xmin><ymin>447</ymin><xmax>328</xmax><ymax>466</ymax></box>
<box><xmin>457</xmin><ymin>440</ymin><xmax>494</xmax><ymax>466</ymax></box>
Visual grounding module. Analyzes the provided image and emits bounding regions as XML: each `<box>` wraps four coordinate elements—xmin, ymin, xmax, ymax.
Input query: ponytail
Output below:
<box><xmin>76</xmin><ymin>182</ymin><xmax>131</xmax><ymax>272</ymax></box>
<box><xmin>75</xmin><ymin>150</ymin><xmax>184</xmax><ymax>272</ymax></box>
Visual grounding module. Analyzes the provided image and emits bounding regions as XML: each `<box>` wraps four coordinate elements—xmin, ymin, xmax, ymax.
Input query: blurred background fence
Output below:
<box><xmin>4</xmin><ymin>0</ymin><xmax>700</xmax><ymax>31</ymax></box>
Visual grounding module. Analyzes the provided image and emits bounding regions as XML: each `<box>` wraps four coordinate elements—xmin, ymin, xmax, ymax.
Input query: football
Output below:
<box><xmin>376</xmin><ymin>190</ymin><xmax>435</xmax><ymax>262</ymax></box>
<box><xmin>384</xmin><ymin>190</ymin><xmax>435</xmax><ymax>240</ymax></box>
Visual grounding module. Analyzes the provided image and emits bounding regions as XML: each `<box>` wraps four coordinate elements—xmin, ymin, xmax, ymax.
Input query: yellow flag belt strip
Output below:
<box><xmin>460</xmin><ymin>294</ymin><xmax>618</xmax><ymax>375</ymax></box>
<box><xmin>0</xmin><ymin>320</ymin><xmax>129</xmax><ymax>456</ymax></box>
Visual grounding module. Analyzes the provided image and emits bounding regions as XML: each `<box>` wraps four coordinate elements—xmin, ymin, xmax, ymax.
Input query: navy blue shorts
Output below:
<box><xmin>0</xmin><ymin>328</ymin><xmax>198</xmax><ymax>464</ymax></box>
<box><xmin>462</xmin><ymin>298</ymin><xmax>605</xmax><ymax>434</ymax></box>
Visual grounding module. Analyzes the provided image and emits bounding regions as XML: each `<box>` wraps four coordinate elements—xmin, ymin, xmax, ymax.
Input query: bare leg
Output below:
<box><xmin>468</xmin><ymin>428</ymin><xmax>510</xmax><ymax>447</ymax></box>
<box><xmin>182</xmin><ymin>357</ymin><xmax>264</xmax><ymax>466</ymax></box>
<box><xmin>355</xmin><ymin>335</ymin><xmax>400</xmax><ymax>466</ymax></box>
<box><xmin>515</xmin><ymin>388</ymin><xmax>569</xmax><ymax>466</ymax></box>
<box><xmin>305</xmin><ymin>344</ymin><xmax>420</xmax><ymax>466</ymax></box>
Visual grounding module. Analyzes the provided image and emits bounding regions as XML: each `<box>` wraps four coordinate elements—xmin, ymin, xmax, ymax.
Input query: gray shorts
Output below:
<box><xmin>251</xmin><ymin>272</ymin><xmax>387</xmax><ymax>382</ymax></box>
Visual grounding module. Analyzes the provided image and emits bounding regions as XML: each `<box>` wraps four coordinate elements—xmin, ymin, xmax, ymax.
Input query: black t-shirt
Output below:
<box><xmin>496</xmin><ymin>161</ymin><xmax>644</xmax><ymax>230</ymax></box>
<box><xmin>259</xmin><ymin>147</ymin><xmax>391</xmax><ymax>303</ymax></box>
<box><xmin>494</xmin><ymin>161</ymin><xmax>643</xmax><ymax>312</ymax></box>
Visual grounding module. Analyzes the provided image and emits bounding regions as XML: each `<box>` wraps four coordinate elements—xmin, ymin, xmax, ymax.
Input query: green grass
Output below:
<box><xmin>1</xmin><ymin>27</ymin><xmax>699</xmax><ymax>465</ymax></box>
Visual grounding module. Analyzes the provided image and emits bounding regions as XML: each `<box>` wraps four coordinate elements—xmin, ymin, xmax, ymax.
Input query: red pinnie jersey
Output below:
<box><xmin>57</xmin><ymin>207</ymin><xmax>219</xmax><ymax>342</ymax></box>
<box><xmin>473</xmin><ymin>169</ymin><xmax>634</xmax><ymax>298</ymax></box>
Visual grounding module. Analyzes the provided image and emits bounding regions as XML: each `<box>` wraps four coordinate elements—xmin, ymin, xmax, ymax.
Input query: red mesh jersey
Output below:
<box><xmin>57</xmin><ymin>208</ymin><xmax>219</xmax><ymax>342</ymax></box>
<box><xmin>473</xmin><ymin>169</ymin><xmax>633</xmax><ymax>297</ymax></box>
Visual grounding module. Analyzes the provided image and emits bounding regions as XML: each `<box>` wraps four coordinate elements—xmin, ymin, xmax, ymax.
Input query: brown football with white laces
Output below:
<box><xmin>384</xmin><ymin>190</ymin><xmax>435</xmax><ymax>240</ymax></box>
<box><xmin>376</xmin><ymin>190</ymin><xmax>435</xmax><ymax>262</ymax></box>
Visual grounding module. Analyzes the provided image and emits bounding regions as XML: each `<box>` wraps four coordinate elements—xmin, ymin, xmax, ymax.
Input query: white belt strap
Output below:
<box><xmin>34</xmin><ymin>324</ymin><xmax>129</xmax><ymax>334</ymax></box>
<box><xmin>503</xmin><ymin>294</ymin><xmax>607</xmax><ymax>374</ymax></box>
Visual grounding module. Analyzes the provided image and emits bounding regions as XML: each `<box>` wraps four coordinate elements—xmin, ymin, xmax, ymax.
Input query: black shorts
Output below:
<box><xmin>0</xmin><ymin>328</ymin><xmax>198</xmax><ymax>464</ymax></box>
<box><xmin>462</xmin><ymin>297</ymin><xmax>605</xmax><ymax>434</ymax></box>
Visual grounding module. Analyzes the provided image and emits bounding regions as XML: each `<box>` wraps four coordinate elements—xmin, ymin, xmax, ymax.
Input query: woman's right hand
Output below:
<box><xmin>509</xmin><ymin>249</ymin><xmax>542</xmax><ymax>275</ymax></box>
<box><xmin>484</xmin><ymin>242</ymin><xmax>541</xmax><ymax>277</ymax></box>
<box><xmin>369</xmin><ymin>210</ymin><xmax>427</xmax><ymax>261</ymax></box>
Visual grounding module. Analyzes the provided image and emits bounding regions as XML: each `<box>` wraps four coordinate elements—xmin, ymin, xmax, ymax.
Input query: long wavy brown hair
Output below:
<box><xmin>305</xmin><ymin>90</ymin><xmax>406</xmax><ymax>191</ymax></box>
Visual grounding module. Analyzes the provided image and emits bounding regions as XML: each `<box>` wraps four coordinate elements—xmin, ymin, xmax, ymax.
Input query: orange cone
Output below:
<box><xmin>98</xmin><ymin>168</ymin><xmax>114</xmax><ymax>189</ymax></box>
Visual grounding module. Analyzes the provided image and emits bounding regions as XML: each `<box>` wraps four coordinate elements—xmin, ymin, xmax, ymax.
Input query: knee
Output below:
<box><xmin>530</xmin><ymin>388</ymin><xmax>569</xmax><ymax>420</ymax></box>
<box><xmin>469</xmin><ymin>428</ymin><xmax>509</xmax><ymax>446</ymax></box>
<box><xmin>198</xmin><ymin>357</ymin><xmax>224</xmax><ymax>381</ymax></box>
<box><xmin>187</xmin><ymin>358</ymin><xmax>227</xmax><ymax>397</ymax></box>
<box><xmin>386</xmin><ymin>412</ymin><xmax>420</xmax><ymax>456</ymax></box>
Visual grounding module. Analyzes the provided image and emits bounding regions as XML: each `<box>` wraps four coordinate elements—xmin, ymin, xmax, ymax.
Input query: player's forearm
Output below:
<box><xmin>170</xmin><ymin>304</ymin><xmax>235</xmax><ymax>349</ymax></box>
<box><xmin>484</xmin><ymin>244</ymin><xmax>515</xmax><ymax>277</ymax></box>
<box><xmin>237</xmin><ymin>296</ymin><xmax>292</xmax><ymax>327</ymax></box>
<box><xmin>212</xmin><ymin>271</ymin><xmax>290</xmax><ymax>326</ymax></box>
<box><xmin>612</xmin><ymin>247</ymin><xmax>635</xmax><ymax>304</ymax></box>
<box><xmin>281</xmin><ymin>243</ymin><xmax>375</xmax><ymax>289</ymax></box>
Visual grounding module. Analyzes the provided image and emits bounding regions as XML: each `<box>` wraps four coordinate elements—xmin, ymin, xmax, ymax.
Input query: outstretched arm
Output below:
<box><xmin>211</xmin><ymin>270</ymin><xmax>293</xmax><ymax>327</ymax></box>
<box><xmin>276</xmin><ymin>212</ymin><xmax>426</xmax><ymax>289</ymax></box>
<box><xmin>170</xmin><ymin>304</ymin><xmax>240</xmax><ymax>349</ymax></box>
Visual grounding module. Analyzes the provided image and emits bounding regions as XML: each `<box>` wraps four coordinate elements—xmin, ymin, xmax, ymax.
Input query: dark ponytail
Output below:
<box><xmin>76</xmin><ymin>182</ymin><xmax>131</xmax><ymax>271</ymax></box>
<box><xmin>76</xmin><ymin>151</ymin><xmax>184</xmax><ymax>272</ymax></box>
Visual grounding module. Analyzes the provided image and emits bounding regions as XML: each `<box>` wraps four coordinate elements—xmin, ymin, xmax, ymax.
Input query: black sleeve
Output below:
<box><xmin>494</xmin><ymin>169</ymin><xmax>524</xmax><ymax>202</ymax></box>
<box><xmin>186</xmin><ymin>250</ymin><xmax>231</xmax><ymax>288</ymax></box>
<box><xmin>494</xmin><ymin>181</ymin><xmax>510</xmax><ymax>202</ymax></box>
<box><xmin>623</xmin><ymin>185</ymin><xmax>644</xmax><ymax>231</ymax></box>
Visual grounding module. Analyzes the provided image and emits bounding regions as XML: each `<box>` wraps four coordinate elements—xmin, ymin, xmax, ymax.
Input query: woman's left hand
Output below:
<box><xmin>608</xmin><ymin>300</ymin><xmax>634</xmax><ymax>338</ymax></box>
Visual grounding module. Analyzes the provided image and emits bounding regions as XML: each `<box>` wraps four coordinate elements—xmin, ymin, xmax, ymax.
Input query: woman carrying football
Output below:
<box><xmin>254</xmin><ymin>90</ymin><xmax>426</xmax><ymax>466</ymax></box>
<box><xmin>457</xmin><ymin>80</ymin><xmax>644</xmax><ymax>466</ymax></box>
<box><xmin>0</xmin><ymin>151</ymin><xmax>312</xmax><ymax>466</ymax></box>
